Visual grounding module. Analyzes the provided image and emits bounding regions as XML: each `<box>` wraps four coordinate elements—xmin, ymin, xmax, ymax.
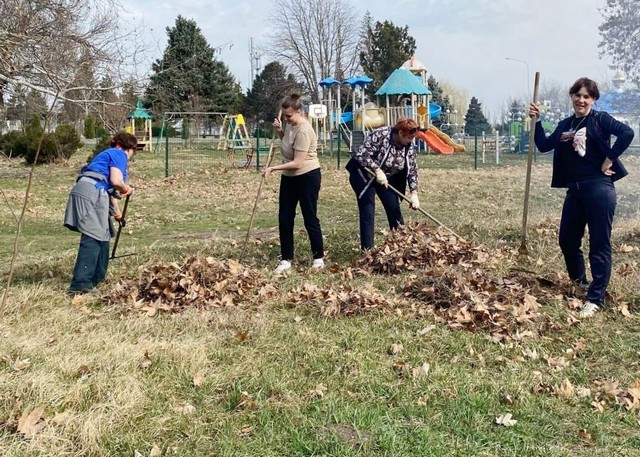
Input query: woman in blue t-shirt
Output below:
<box><xmin>64</xmin><ymin>132</ymin><xmax>136</xmax><ymax>295</ymax></box>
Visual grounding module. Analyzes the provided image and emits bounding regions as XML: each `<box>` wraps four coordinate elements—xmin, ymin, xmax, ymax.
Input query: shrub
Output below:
<box><xmin>55</xmin><ymin>124</ymin><xmax>83</xmax><ymax>160</ymax></box>
<box><xmin>0</xmin><ymin>131</ymin><xmax>29</xmax><ymax>158</ymax></box>
<box><xmin>23</xmin><ymin>132</ymin><xmax>59</xmax><ymax>164</ymax></box>
<box><xmin>23</xmin><ymin>123</ymin><xmax>83</xmax><ymax>164</ymax></box>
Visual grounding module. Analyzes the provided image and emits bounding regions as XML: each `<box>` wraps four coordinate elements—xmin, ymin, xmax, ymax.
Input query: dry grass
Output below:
<box><xmin>1</xmin><ymin>149</ymin><xmax>639</xmax><ymax>456</ymax></box>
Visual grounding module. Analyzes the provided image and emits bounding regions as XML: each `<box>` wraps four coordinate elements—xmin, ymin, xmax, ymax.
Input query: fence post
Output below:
<box><xmin>164</xmin><ymin>133</ymin><xmax>169</xmax><ymax>178</ymax></box>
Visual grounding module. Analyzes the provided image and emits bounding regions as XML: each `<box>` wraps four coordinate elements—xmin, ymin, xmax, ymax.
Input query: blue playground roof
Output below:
<box><xmin>319</xmin><ymin>77</ymin><xmax>340</xmax><ymax>88</ymax></box>
<box><xmin>343</xmin><ymin>75</ymin><xmax>373</xmax><ymax>88</ymax></box>
<box><xmin>375</xmin><ymin>68</ymin><xmax>430</xmax><ymax>96</ymax></box>
<box><xmin>595</xmin><ymin>91</ymin><xmax>640</xmax><ymax>115</ymax></box>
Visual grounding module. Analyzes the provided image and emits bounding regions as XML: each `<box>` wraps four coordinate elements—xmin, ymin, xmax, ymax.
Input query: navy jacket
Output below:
<box><xmin>534</xmin><ymin>109</ymin><xmax>634</xmax><ymax>188</ymax></box>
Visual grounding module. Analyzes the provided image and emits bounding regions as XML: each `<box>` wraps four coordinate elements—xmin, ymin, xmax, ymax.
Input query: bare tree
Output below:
<box><xmin>0</xmin><ymin>0</ymin><xmax>146</xmax><ymax>124</ymax></box>
<box><xmin>0</xmin><ymin>0</ymin><xmax>146</xmax><ymax>315</ymax></box>
<box><xmin>267</xmin><ymin>0</ymin><xmax>360</xmax><ymax>102</ymax></box>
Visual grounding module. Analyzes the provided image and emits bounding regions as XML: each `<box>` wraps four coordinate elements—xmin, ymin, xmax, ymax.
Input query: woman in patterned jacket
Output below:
<box><xmin>346</xmin><ymin>117</ymin><xmax>420</xmax><ymax>250</ymax></box>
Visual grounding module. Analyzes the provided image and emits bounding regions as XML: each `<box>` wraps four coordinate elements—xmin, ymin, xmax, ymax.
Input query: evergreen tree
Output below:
<box><xmin>463</xmin><ymin>97</ymin><xmax>492</xmax><ymax>136</ymax></box>
<box><xmin>145</xmin><ymin>16</ymin><xmax>242</xmax><ymax>115</ymax></box>
<box><xmin>244</xmin><ymin>61</ymin><xmax>302</xmax><ymax>126</ymax></box>
<box><xmin>427</xmin><ymin>75</ymin><xmax>454</xmax><ymax>133</ymax></box>
<box><xmin>84</xmin><ymin>114</ymin><xmax>96</xmax><ymax>139</ymax></box>
<box><xmin>359</xmin><ymin>20</ymin><xmax>417</xmax><ymax>96</ymax></box>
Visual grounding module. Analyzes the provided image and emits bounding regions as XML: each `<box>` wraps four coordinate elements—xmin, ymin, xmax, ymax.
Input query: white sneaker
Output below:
<box><xmin>578</xmin><ymin>301</ymin><xmax>601</xmax><ymax>318</ymax></box>
<box><xmin>311</xmin><ymin>258</ymin><xmax>325</xmax><ymax>269</ymax></box>
<box><xmin>274</xmin><ymin>260</ymin><xmax>292</xmax><ymax>273</ymax></box>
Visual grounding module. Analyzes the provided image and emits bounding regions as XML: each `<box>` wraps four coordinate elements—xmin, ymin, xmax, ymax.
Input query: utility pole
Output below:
<box><xmin>248</xmin><ymin>38</ymin><xmax>262</xmax><ymax>91</ymax></box>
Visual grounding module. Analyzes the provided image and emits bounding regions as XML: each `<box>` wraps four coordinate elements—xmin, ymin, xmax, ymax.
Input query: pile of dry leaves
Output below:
<box><xmin>285</xmin><ymin>222</ymin><xmax>574</xmax><ymax>340</ymax></box>
<box><xmin>287</xmin><ymin>282</ymin><xmax>402</xmax><ymax>317</ymax></box>
<box><xmin>356</xmin><ymin>223</ymin><xmax>478</xmax><ymax>274</ymax></box>
<box><xmin>402</xmin><ymin>268</ymin><xmax>560</xmax><ymax>341</ymax></box>
<box><xmin>106</xmin><ymin>257</ymin><xmax>277</xmax><ymax>315</ymax></box>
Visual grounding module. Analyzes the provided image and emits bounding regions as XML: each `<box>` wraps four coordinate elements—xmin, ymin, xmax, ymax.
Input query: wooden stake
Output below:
<box><xmin>519</xmin><ymin>71</ymin><xmax>541</xmax><ymax>256</ymax></box>
<box><xmin>245</xmin><ymin>111</ymin><xmax>281</xmax><ymax>247</ymax></box>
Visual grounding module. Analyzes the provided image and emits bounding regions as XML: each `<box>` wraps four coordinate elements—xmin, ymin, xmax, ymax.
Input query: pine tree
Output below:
<box><xmin>463</xmin><ymin>97</ymin><xmax>492</xmax><ymax>136</ymax></box>
<box><xmin>427</xmin><ymin>75</ymin><xmax>454</xmax><ymax>133</ymax></box>
<box><xmin>244</xmin><ymin>61</ymin><xmax>302</xmax><ymax>126</ymax></box>
<box><xmin>359</xmin><ymin>20</ymin><xmax>417</xmax><ymax>97</ymax></box>
<box><xmin>145</xmin><ymin>16</ymin><xmax>242</xmax><ymax>115</ymax></box>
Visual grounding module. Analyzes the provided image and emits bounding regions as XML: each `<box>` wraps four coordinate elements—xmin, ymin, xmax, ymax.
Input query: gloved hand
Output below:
<box><xmin>409</xmin><ymin>191</ymin><xmax>420</xmax><ymax>210</ymax></box>
<box><xmin>374</xmin><ymin>168</ymin><xmax>388</xmax><ymax>188</ymax></box>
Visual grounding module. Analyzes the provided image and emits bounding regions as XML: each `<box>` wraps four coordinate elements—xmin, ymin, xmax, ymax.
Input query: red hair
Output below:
<box><xmin>394</xmin><ymin>117</ymin><xmax>419</xmax><ymax>133</ymax></box>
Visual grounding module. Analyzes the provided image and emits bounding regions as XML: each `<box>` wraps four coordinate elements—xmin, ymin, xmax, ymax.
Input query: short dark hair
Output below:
<box><xmin>569</xmin><ymin>77</ymin><xmax>600</xmax><ymax>101</ymax></box>
<box><xmin>110</xmin><ymin>132</ymin><xmax>138</xmax><ymax>151</ymax></box>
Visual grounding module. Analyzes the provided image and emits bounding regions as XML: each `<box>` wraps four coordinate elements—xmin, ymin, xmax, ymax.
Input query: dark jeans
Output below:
<box><xmin>69</xmin><ymin>233</ymin><xmax>110</xmax><ymax>292</ymax></box>
<box><xmin>278</xmin><ymin>168</ymin><xmax>324</xmax><ymax>260</ymax></box>
<box><xmin>348</xmin><ymin>160</ymin><xmax>406</xmax><ymax>250</ymax></box>
<box><xmin>559</xmin><ymin>178</ymin><xmax>616</xmax><ymax>305</ymax></box>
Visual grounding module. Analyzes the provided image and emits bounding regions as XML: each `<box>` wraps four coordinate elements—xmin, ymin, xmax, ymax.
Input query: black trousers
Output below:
<box><xmin>347</xmin><ymin>159</ymin><xmax>406</xmax><ymax>250</ymax></box>
<box><xmin>70</xmin><ymin>233</ymin><xmax>110</xmax><ymax>292</ymax></box>
<box><xmin>559</xmin><ymin>178</ymin><xmax>616</xmax><ymax>305</ymax></box>
<box><xmin>278</xmin><ymin>168</ymin><xmax>324</xmax><ymax>260</ymax></box>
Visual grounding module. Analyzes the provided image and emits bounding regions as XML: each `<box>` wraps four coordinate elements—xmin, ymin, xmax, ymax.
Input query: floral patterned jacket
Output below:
<box><xmin>352</xmin><ymin>126</ymin><xmax>419</xmax><ymax>192</ymax></box>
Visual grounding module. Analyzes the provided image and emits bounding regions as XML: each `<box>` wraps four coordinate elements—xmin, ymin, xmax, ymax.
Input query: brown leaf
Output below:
<box><xmin>149</xmin><ymin>444</ymin><xmax>162</xmax><ymax>457</ymax></box>
<box><xmin>12</xmin><ymin>359</ymin><xmax>31</xmax><ymax>371</ymax></box>
<box><xmin>50</xmin><ymin>411</ymin><xmax>71</xmax><ymax>426</ymax></box>
<box><xmin>577</xmin><ymin>428</ymin><xmax>593</xmax><ymax>442</ymax></box>
<box><xmin>17</xmin><ymin>406</ymin><xmax>46</xmax><ymax>439</ymax></box>
<box><xmin>139</xmin><ymin>351</ymin><xmax>152</xmax><ymax>370</ymax></box>
<box><xmin>412</xmin><ymin>362</ymin><xmax>430</xmax><ymax>379</ymax></box>
<box><xmin>388</xmin><ymin>343</ymin><xmax>404</xmax><ymax>355</ymax></box>
<box><xmin>555</xmin><ymin>379</ymin><xmax>575</xmax><ymax>397</ymax></box>
<box><xmin>192</xmin><ymin>372</ymin><xmax>203</xmax><ymax>387</ymax></box>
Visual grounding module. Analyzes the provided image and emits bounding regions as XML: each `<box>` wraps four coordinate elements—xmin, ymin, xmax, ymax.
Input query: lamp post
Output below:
<box><xmin>505</xmin><ymin>57</ymin><xmax>531</xmax><ymax>99</ymax></box>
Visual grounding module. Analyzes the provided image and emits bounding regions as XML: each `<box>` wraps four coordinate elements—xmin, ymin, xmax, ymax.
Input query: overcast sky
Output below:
<box><xmin>122</xmin><ymin>0</ymin><xmax>612</xmax><ymax>119</ymax></box>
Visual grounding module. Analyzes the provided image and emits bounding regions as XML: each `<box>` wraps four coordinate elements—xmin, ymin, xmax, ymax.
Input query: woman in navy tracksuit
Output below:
<box><xmin>529</xmin><ymin>77</ymin><xmax>633</xmax><ymax>318</ymax></box>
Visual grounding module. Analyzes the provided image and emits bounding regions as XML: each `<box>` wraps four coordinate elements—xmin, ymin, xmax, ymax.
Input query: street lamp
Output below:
<box><xmin>505</xmin><ymin>57</ymin><xmax>531</xmax><ymax>99</ymax></box>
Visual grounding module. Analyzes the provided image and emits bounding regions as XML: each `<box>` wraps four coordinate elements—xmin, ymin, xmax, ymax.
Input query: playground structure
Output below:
<box><xmin>127</xmin><ymin>100</ymin><xmax>153</xmax><ymax>151</ymax></box>
<box><xmin>217</xmin><ymin>114</ymin><xmax>255</xmax><ymax>168</ymax></box>
<box><xmin>318</xmin><ymin>56</ymin><xmax>465</xmax><ymax>156</ymax></box>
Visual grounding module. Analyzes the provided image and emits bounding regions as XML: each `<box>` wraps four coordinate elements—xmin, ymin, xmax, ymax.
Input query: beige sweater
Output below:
<box><xmin>280</xmin><ymin>121</ymin><xmax>320</xmax><ymax>176</ymax></box>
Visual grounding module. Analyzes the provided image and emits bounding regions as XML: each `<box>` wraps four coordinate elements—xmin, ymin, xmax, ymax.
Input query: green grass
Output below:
<box><xmin>0</xmin><ymin>148</ymin><xmax>639</xmax><ymax>456</ymax></box>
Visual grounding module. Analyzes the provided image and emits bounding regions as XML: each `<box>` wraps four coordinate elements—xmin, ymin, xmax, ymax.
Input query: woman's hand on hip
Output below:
<box><xmin>601</xmin><ymin>158</ymin><xmax>615</xmax><ymax>176</ymax></box>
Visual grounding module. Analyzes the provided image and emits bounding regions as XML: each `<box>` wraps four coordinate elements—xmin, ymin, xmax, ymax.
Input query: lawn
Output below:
<box><xmin>1</xmin><ymin>146</ymin><xmax>639</xmax><ymax>456</ymax></box>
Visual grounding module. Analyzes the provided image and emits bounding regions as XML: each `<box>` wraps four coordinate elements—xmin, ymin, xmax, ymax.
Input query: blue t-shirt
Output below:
<box><xmin>83</xmin><ymin>147</ymin><xmax>128</xmax><ymax>191</ymax></box>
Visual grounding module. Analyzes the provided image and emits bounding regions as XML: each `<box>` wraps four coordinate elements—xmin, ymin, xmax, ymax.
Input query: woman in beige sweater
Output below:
<box><xmin>264</xmin><ymin>93</ymin><xmax>325</xmax><ymax>273</ymax></box>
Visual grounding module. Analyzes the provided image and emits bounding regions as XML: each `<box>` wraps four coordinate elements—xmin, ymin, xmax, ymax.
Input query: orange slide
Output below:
<box><xmin>417</xmin><ymin>130</ymin><xmax>454</xmax><ymax>154</ymax></box>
